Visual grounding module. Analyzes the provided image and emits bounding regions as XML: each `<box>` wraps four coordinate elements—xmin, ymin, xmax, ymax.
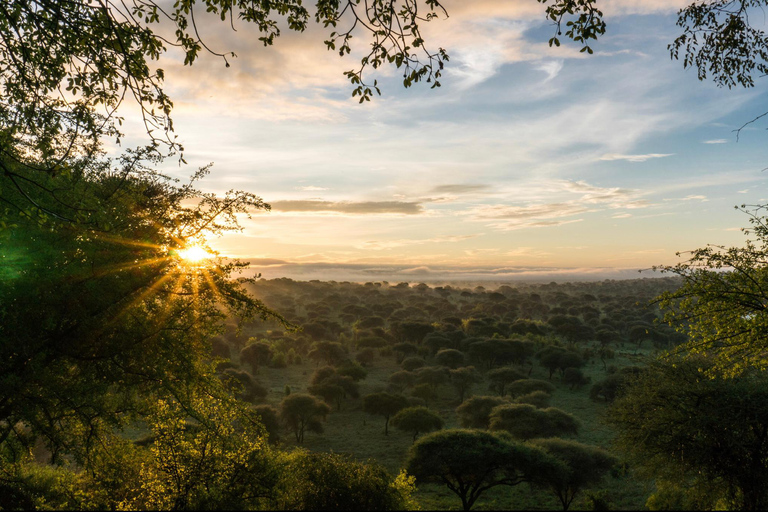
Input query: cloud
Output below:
<box><xmin>245</xmin><ymin>258</ymin><xmax>290</xmax><ymax>267</ymax></box>
<box><xmin>471</xmin><ymin>202</ymin><xmax>590</xmax><ymax>220</ymax></box>
<box><xmin>270</xmin><ymin>200</ymin><xmax>424</xmax><ymax>215</ymax></box>
<box><xmin>241</xmin><ymin>261</ymin><xmax>659</xmax><ymax>283</ymax></box>
<box><xmin>297</xmin><ymin>186</ymin><xmax>329</xmax><ymax>191</ymax></box>
<box><xmin>599</xmin><ymin>153</ymin><xmax>674</xmax><ymax>162</ymax></box>
<box><xmin>534</xmin><ymin>60</ymin><xmax>564</xmax><ymax>82</ymax></box>
<box><xmin>400</xmin><ymin>266</ymin><xmax>434</xmax><ymax>275</ymax></box>
<box><xmin>360</xmin><ymin>234</ymin><xmax>477</xmax><ymax>250</ymax></box>
<box><xmin>703</xmin><ymin>139</ymin><xmax>728</xmax><ymax>144</ymax></box>
<box><xmin>431</xmin><ymin>184</ymin><xmax>493</xmax><ymax>194</ymax></box>
<box><xmin>663</xmin><ymin>194</ymin><xmax>708</xmax><ymax>202</ymax></box>
<box><xmin>460</xmin><ymin>179</ymin><xmax>652</xmax><ymax>231</ymax></box>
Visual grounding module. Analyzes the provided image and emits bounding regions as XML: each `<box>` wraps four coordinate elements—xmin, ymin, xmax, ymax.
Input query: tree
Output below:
<box><xmin>507</xmin><ymin>379</ymin><xmax>556</xmax><ymax>398</ymax></box>
<box><xmin>415</xmin><ymin>366</ymin><xmax>450</xmax><ymax>394</ymax></box>
<box><xmin>363</xmin><ymin>392</ymin><xmax>409</xmax><ymax>435</ymax></box>
<box><xmin>0</xmin><ymin>159</ymin><xmax>281</xmax><ymax>462</ymax></box>
<box><xmin>514</xmin><ymin>390</ymin><xmax>551</xmax><ymax>409</ymax></box>
<box><xmin>355</xmin><ymin>347</ymin><xmax>376</xmax><ymax>366</ymax></box>
<box><xmin>401</xmin><ymin>356</ymin><xmax>427</xmax><ymax>371</ymax></box>
<box><xmin>655</xmin><ymin>206</ymin><xmax>768</xmax><ymax>375</ymax></box>
<box><xmin>253</xmin><ymin>405</ymin><xmax>281</xmax><ymax>444</ymax></box>
<box><xmin>489</xmin><ymin>404</ymin><xmax>579</xmax><ymax>440</ymax></box>
<box><xmin>609</xmin><ymin>357</ymin><xmax>768</xmax><ymax>510</ymax></box>
<box><xmin>530</xmin><ymin>438</ymin><xmax>617</xmax><ymax>511</ymax></box>
<box><xmin>487</xmin><ymin>366</ymin><xmax>527</xmax><ymax>397</ymax></box>
<box><xmin>435</xmin><ymin>348</ymin><xmax>466</xmax><ymax>369</ymax></box>
<box><xmin>220</xmin><ymin>369</ymin><xmax>268</xmax><ymax>403</ymax></box>
<box><xmin>273</xmin><ymin>450</ymin><xmax>416</xmax><ymax>511</ymax></box>
<box><xmin>449</xmin><ymin>366</ymin><xmax>482</xmax><ymax>403</ymax></box>
<box><xmin>240</xmin><ymin>341</ymin><xmax>274</xmax><ymax>374</ymax></box>
<box><xmin>388</xmin><ymin>370</ymin><xmax>417</xmax><ymax>392</ymax></box>
<box><xmin>455</xmin><ymin>396</ymin><xmax>507</xmax><ymax>429</ymax></box>
<box><xmin>337</xmin><ymin>360</ymin><xmax>368</xmax><ymax>382</ymax></box>
<box><xmin>404</xmin><ymin>429</ymin><xmax>560</xmax><ymax>511</ymax></box>
<box><xmin>391</xmin><ymin>406</ymin><xmax>443</xmax><ymax>443</ymax></box>
<box><xmin>279</xmin><ymin>394</ymin><xmax>331</xmax><ymax>443</ymax></box>
<box><xmin>308</xmin><ymin>341</ymin><xmax>348</xmax><ymax>366</ymax></box>
<box><xmin>562</xmin><ymin>367</ymin><xmax>589</xmax><ymax>390</ymax></box>
<box><xmin>127</xmin><ymin>396</ymin><xmax>277</xmax><ymax>510</ymax></box>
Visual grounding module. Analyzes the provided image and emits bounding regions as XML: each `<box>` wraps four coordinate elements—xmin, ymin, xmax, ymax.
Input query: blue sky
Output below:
<box><xmin>116</xmin><ymin>0</ymin><xmax>768</xmax><ymax>282</ymax></box>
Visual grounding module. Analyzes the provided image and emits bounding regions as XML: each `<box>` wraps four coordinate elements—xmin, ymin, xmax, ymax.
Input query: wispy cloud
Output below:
<box><xmin>662</xmin><ymin>194</ymin><xmax>710</xmax><ymax>203</ymax></box>
<box><xmin>599</xmin><ymin>153</ymin><xmax>674</xmax><ymax>162</ymax></box>
<box><xmin>359</xmin><ymin>234</ymin><xmax>477</xmax><ymax>250</ymax></box>
<box><xmin>703</xmin><ymin>139</ymin><xmax>728</xmax><ymax>144</ymax></box>
<box><xmin>270</xmin><ymin>200</ymin><xmax>424</xmax><ymax>215</ymax></box>
<box><xmin>460</xmin><ymin>180</ymin><xmax>652</xmax><ymax>230</ymax></box>
<box><xmin>534</xmin><ymin>60</ymin><xmax>564</xmax><ymax>82</ymax></box>
<box><xmin>297</xmin><ymin>186</ymin><xmax>329</xmax><ymax>191</ymax></box>
<box><xmin>431</xmin><ymin>184</ymin><xmax>493</xmax><ymax>194</ymax></box>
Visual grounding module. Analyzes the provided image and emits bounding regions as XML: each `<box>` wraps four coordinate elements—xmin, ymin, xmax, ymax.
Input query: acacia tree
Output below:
<box><xmin>530</xmin><ymin>438</ymin><xmax>617</xmax><ymax>511</ymax></box>
<box><xmin>363</xmin><ymin>392</ymin><xmax>408</xmax><ymax>435</ymax></box>
<box><xmin>279</xmin><ymin>393</ymin><xmax>331</xmax><ymax>443</ymax></box>
<box><xmin>455</xmin><ymin>396</ymin><xmax>507</xmax><ymax>429</ymax></box>
<box><xmin>449</xmin><ymin>366</ymin><xmax>482</xmax><ymax>403</ymax></box>
<box><xmin>391</xmin><ymin>406</ymin><xmax>443</xmax><ymax>443</ymax></box>
<box><xmin>489</xmin><ymin>404</ymin><xmax>579</xmax><ymax>441</ymax></box>
<box><xmin>405</xmin><ymin>429</ymin><xmax>561</xmax><ymax>511</ymax></box>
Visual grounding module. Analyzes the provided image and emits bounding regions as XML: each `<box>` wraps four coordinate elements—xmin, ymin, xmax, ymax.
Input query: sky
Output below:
<box><xmin>118</xmin><ymin>0</ymin><xmax>768</xmax><ymax>283</ymax></box>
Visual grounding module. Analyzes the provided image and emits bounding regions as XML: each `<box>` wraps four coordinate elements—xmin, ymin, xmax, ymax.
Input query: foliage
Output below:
<box><xmin>489</xmin><ymin>404</ymin><xmax>580</xmax><ymax>441</ymax></box>
<box><xmin>279</xmin><ymin>393</ymin><xmax>331</xmax><ymax>443</ymax></box>
<box><xmin>363</xmin><ymin>392</ymin><xmax>409</xmax><ymax>435</ymax></box>
<box><xmin>405</xmin><ymin>429</ymin><xmax>561</xmax><ymax>511</ymax></box>
<box><xmin>514</xmin><ymin>390</ymin><xmax>551</xmax><ymax>409</ymax></box>
<box><xmin>435</xmin><ymin>349</ymin><xmax>466</xmax><ymax>369</ymax></box>
<box><xmin>455</xmin><ymin>396</ymin><xmax>508</xmax><ymax>429</ymax></box>
<box><xmin>273</xmin><ymin>450</ymin><xmax>416</xmax><ymax>511</ymax></box>
<box><xmin>539</xmin><ymin>0</ymin><xmax>768</xmax><ymax>93</ymax></box>
<box><xmin>401</xmin><ymin>356</ymin><xmax>427</xmax><ymax>371</ymax></box>
<box><xmin>530</xmin><ymin>438</ymin><xmax>617</xmax><ymax>511</ymax></box>
<box><xmin>125</xmin><ymin>395</ymin><xmax>276</xmax><ymax>510</ymax></box>
<box><xmin>609</xmin><ymin>357</ymin><xmax>768</xmax><ymax>510</ymax></box>
<box><xmin>562</xmin><ymin>367</ymin><xmax>590</xmax><ymax>390</ymax></box>
<box><xmin>507</xmin><ymin>379</ymin><xmax>556</xmax><ymax>398</ymax></box>
<box><xmin>391</xmin><ymin>406</ymin><xmax>443</xmax><ymax>443</ymax></box>
<box><xmin>449</xmin><ymin>366</ymin><xmax>482</xmax><ymax>403</ymax></box>
<box><xmin>308</xmin><ymin>341</ymin><xmax>348</xmax><ymax>366</ymax></box>
<box><xmin>240</xmin><ymin>341</ymin><xmax>274</xmax><ymax>373</ymax></box>
<box><xmin>487</xmin><ymin>366</ymin><xmax>527</xmax><ymax>397</ymax></box>
<box><xmin>253</xmin><ymin>404</ymin><xmax>282</xmax><ymax>444</ymax></box>
<box><xmin>655</xmin><ymin>206</ymin><xmax>768</xmax><ymax>375</ymax></box>
<box><xmin>0</xmin><ymin>155</ymin><xmax>280</xmax><ymax>463</ymax></box>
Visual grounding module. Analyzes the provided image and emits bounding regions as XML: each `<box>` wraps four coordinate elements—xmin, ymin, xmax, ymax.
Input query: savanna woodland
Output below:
<box><xmin>3</xmin><ymin>0</ymin><xmax>768</xmax><ymax>510</ymax></box>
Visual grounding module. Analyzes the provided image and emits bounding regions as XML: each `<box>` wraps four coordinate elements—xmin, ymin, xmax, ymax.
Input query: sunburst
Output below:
<box><xmin>177</xmin><ymin>245</ymin><xmax>214</xmax><ymax>265</ymax></box>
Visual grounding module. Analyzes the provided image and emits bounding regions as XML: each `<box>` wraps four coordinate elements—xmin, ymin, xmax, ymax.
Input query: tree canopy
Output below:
<box><xmin>655</xmin><ymin>206</ymin><xmax>768</xmax><ymax>375</ymax></box>
<box><xmin>405</xmin><ymin>429</ymin><xmax>560</xmax><ymax>511</ymax></box>
<box><xmin>609</xmin><ymin>357</ymin><xmax>768</xmax><ymax>510</ymax></box>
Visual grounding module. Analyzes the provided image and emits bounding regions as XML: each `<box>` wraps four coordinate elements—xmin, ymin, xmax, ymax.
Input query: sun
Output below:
<box><xmin>177</xmin><ymin>245</ymin><xmax>213</xmax><ymax>264</ymax></box>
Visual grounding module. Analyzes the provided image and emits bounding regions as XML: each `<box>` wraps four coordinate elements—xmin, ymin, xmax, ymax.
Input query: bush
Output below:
<box><xmin>274</xmin><ymin>450</ymin><xmax>415</xmax><ymax>510</ymax></box>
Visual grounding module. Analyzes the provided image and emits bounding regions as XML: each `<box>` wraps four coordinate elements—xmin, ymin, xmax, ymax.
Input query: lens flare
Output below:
<box><xmin>178</xmin><ymin>245</ymin><xmax>213</xmax><ymax>263</ymax></box>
